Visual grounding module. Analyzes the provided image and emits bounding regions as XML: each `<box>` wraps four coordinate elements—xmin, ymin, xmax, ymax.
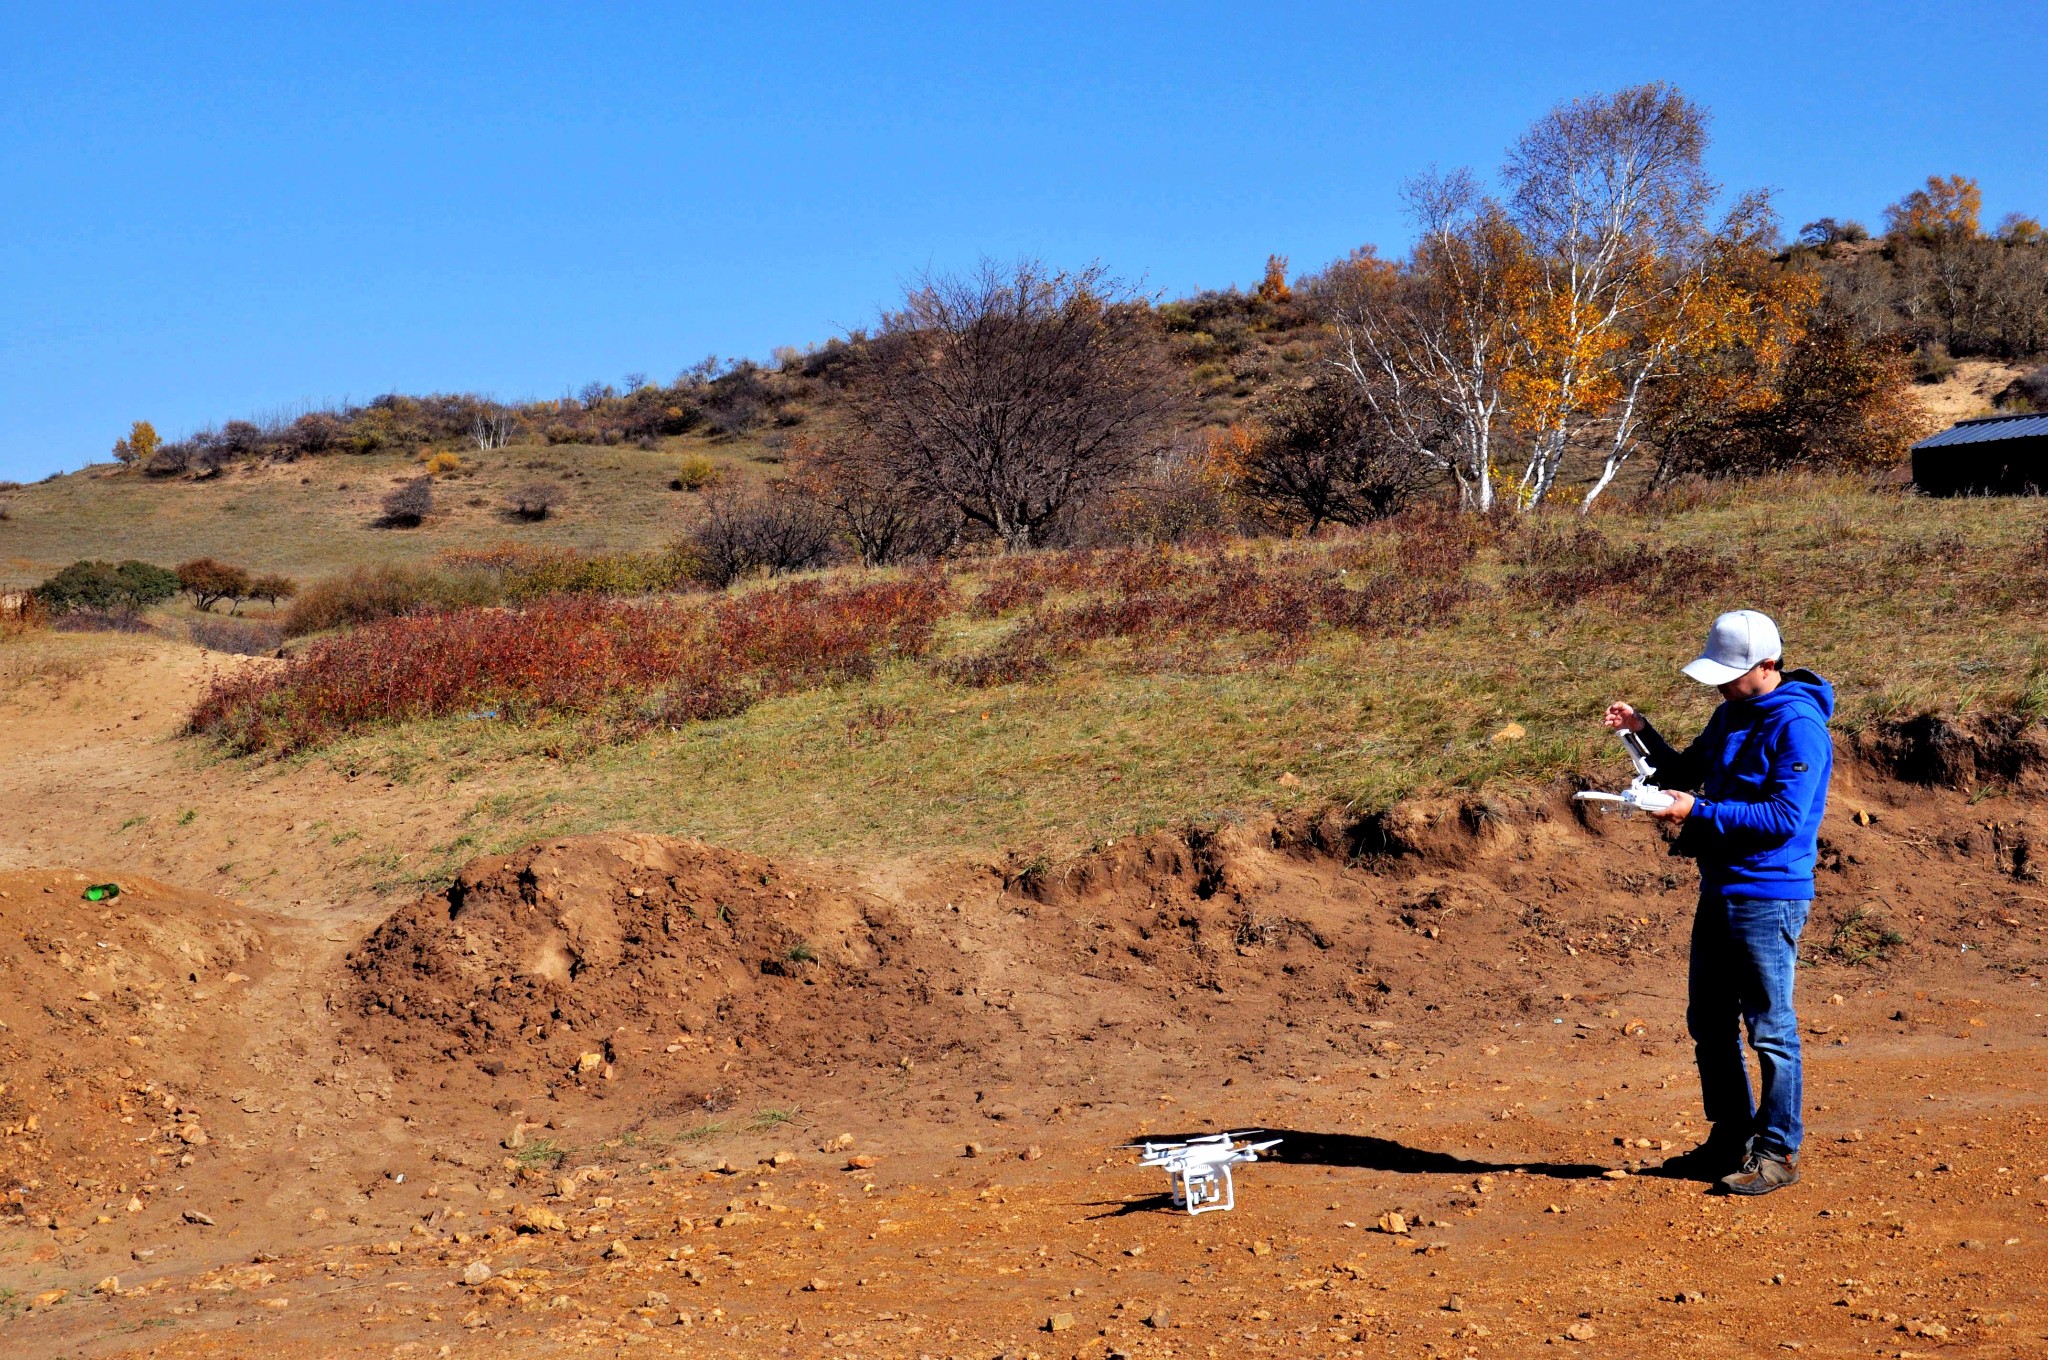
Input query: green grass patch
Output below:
<box><xmin>513</xmin><ymin>1138</ymin><xmax>567</xmax><ymax>1169</ymax></box>
<box><xmin>1828</xmin><ymin>906</ymin><xmax>1907</xmax><ymax>965</ymax></box>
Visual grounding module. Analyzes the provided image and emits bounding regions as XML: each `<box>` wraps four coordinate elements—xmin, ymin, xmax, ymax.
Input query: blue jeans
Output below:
<box><xmin>1687</xmin><ymin>893</ymin><xmax>1811</xmax><ymax>1158</ymax></box>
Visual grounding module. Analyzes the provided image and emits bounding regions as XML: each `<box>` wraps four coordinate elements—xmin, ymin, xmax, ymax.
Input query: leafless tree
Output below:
<box><xmin>1241</xmin><ymin>374</ymin><xmax>1436</xmax><ymax>530</ymax></box>
<box><xmin>470</xmin><ymin>404</ymin><xmax>517</xmax><ymax>452</ymax></box>
<box><xmin>842</xmin><ymin>260</ymin><xmax>1182</xmax><ymax>550</ymax></box>
<box><xmin>1315</xmin><ymin>171</ymin><xmax>1521</xmax><ymax>512</ymax></box>
<box><xmin>789</xmin><ymin>435</ymin><xmax>957</xmax><ymax>566</ymax></box>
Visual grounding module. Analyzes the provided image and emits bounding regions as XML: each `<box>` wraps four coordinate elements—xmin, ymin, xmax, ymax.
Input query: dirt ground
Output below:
<box><xmin>3</xmin><ymin>640</ymin><xmax>2047</xmax><ymax>1359</ymax></box>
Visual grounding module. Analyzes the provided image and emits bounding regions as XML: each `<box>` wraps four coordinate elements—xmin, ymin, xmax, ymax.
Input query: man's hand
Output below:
<box><xmin>1651</xmin><ymin>791</ymin><xmax>1695</xmax><ymax>822</ymax></box>
<box><xmin>1603</xmin><ymin>702</ymin><xmax>1647</xmax><ymax>733</ymax></box>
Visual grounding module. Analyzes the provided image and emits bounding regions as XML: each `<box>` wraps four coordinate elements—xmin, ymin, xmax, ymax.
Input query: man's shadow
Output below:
<box><xmin>1089</xmin><ymin>1127</ymin><xmax>1616</xmax><ymax>1216</ymax></box>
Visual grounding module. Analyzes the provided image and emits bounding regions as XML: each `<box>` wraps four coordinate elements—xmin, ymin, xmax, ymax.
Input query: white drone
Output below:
<box><xmin>1575</xmin><ymin>728</ymin><xmax>1677</xmax><ymax>814</ymax></box>
<box><xmin>1125</xmin><ymin>1131</ymin><xmax>1281</xmax><ymax>1215</ymax></box>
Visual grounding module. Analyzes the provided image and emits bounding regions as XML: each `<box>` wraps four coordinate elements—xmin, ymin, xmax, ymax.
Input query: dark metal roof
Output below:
<box><xmin>1913</xmin><ymin>413</ymin><xmax>2048</xmax><ymax>450</ymax></box>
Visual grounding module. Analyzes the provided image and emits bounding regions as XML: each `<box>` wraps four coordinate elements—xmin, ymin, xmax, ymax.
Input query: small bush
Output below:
<box><xmin>1912</xmin><ymin>342</ymin><xmax>1958</xmax><ymax>385</ymax></box>
<box><xmin>1</xmin><ymin>591</ymin><xmax>50</xmax><ymax>636</ymax></box>
<box><xmin>509</xmin><ymin>481</ymin><xmax>564</xmax><ymax>521</ymax></box>
<box><xmin>249</xmin><ymin>573</ymin><xmax>300</xmax><ymax>606</ymax></box>
<box><xmin>1997</xmin><ymin>366</ymin><xmax>2048</xmax><ymax>412</ymax></box>
<box><xmin>421</xmin><ymin>451</ymin><xmax>463</xmax><ymax>475</ymax></box>
<box><xmin>34</xmin><ymin>559</ymin><xmax>180</xmax><ymax>614</ymax></box>
<box><xmin>674</xmin><ymin>454</ymin><xmax>722</xmax><ymax>491</ymax></box>
<box><xmin>144</xmin><ymin>443</ymin><xmax>194</xmax><ymax>477</ymax></box>
<box><xmin>380</xmin><ymin>477</ymin><xmax>434</xmax><ymax>528</ymax></box>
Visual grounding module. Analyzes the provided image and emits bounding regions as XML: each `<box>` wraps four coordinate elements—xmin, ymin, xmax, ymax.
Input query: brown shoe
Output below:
<box><xmin>1718</xmin><ymin>1147</ymin><xmax>1799</xmax><ymax>1196</ymax></box>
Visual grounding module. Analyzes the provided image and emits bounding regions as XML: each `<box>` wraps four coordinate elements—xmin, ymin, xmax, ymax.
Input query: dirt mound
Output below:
<box><xmin>346</xmin><ymin>834</ymin><xmax>953</xmax><ymax>1096</ymax></box>
<box><xmin>348</xmin><ymin>823</ymin><xmax>1429</xmax><ymax>1114</ymax></box>
<box><xmin>0</xmin><ymin>870</ymin><xmax>272</xmax><ymax>1237</ymax></box>
<box><xmin>1854</xmin><ymin>711</ymin><xmax>2048</xmax><ymax>792</ymax></box>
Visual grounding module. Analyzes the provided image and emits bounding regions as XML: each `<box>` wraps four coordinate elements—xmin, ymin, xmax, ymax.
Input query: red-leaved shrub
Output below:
<box><xmin>1506</xmin><ymin>524</ymin><xmax>1731</xmax><ymax>606</ymax></box>
<box><xmin>191</xmin><ymin>575</ymin><xmax>950</xmax><ymax>753</ymax></box>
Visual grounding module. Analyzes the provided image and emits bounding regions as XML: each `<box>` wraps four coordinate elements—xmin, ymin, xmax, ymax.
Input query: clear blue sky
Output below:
<box><xmin>4</xmin><ymin>1</ymin><xmax>2043</xmax><ymax>481</ymax></box>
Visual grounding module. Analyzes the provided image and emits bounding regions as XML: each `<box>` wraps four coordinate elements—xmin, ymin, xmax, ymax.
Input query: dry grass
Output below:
<box><xmin>0</xmin><ymin>435</ymin><xmax>780</xmax><ymax>588</ymax></box>
<box><xmin>229</xmin><ymin>476</ymin><xmax>2048</xmax><ymax>869</ymax></box>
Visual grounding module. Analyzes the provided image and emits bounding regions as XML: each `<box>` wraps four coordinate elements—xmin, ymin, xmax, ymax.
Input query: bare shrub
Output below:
<box><xmin>1242</xmin><ymin>374</ymin><xmax>1434</xmax><ymax>530</ymax></box>
<box><xmin>509</xmin><ymin>481</ymin><xmax>565</xmax><ymax>521</ymax></box>
<box><xmin>788</xmin><ymin>435</ymin><xmax>957</xmax><ymax>565</ymax></box>
<box><xmin>1506</xmin><ymin>523</ymin><xmax>1732</xmax><ymax>606</ymax></box>
<box><xmin>188</xmin><ymin>616</ymin><xmax>282</xmax><ymax>655</ymax></box>
<box><xmin>690</xmin><ymin>482</ymin><xmax>840</xmax><ymax>586</ymax></box>
<box><xmin>380</xmin><ymin>477</ymin><xmax>434</xmax><ymax>528</ymax></box>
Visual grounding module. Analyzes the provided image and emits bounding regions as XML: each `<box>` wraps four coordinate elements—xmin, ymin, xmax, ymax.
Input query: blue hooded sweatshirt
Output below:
<box><xmin>1636</xmin><ymin>668</ymin><xmax>1835</xmax><ymax>900</ymax></box>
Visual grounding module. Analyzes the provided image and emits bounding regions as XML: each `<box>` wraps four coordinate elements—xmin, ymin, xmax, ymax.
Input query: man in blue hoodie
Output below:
<box><xmin>1603</xmin><ymin>609</ymin><xmax>1834</xmax><ymax>1196</ymax></box>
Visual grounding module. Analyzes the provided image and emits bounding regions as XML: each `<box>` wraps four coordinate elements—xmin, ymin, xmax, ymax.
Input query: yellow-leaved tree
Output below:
<box><xmin>1255</xmin><ymin>254</ymin><xmax>1293</xmax><ymax>305</ymax></box>
<box><xmin>1576</xmin><ymin>191</ymin><xmax>1818</xmax><ymax>507</ymax></box>
<box><xmin>112</xmin><ymin>419</ymin><xmax>160</xmax><ymax>466</ymax></box>
<box><xmin>1884</xmin><ymin>174</ymin><xmax>1981</xmax><ymax>242</ymax></box>
<box><xmin>1501</xmin><ymin>83</ymin><xmax>1717</xmax><ymax>510</ymax></box>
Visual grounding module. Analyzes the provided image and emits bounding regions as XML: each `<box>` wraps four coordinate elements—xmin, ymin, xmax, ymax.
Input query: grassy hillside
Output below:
<box><xmin>2</xmin><ymin>347</ymin><xmax>2015</xmax><ymax>596</ymax></box>
<box><xmin>168</xmin><ymin>477</ymin><xmax>2048</xmax><ymax>894</ymax></box>
<box><xmin>0</xmin><ymin>434</ymin><xmax>780</xmax><ymax>587</ymax></box>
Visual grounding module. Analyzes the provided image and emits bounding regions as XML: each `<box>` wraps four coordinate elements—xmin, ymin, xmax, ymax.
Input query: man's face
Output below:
<box><xmin>1718</xmin><ymin>660</ymin><xmax>1780</xmax><ymax>701</ymax></box>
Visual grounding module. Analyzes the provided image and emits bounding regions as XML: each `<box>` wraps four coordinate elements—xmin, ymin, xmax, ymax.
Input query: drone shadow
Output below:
<box><xmin>1120</xmin><ymin>1128</ymin><xmax>1611</xmax><ymax>1181</ymax></box>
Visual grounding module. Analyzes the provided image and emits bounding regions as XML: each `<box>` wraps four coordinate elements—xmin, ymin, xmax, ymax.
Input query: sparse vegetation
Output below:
<box><xmin>1827</xmin><ymin>905</ymin><xmax>1906</xmax><ymax>965</ymax></box>
<box><xmin>205</xmin><ymin>476</ymin><xmax>2048</xmax><ymax>862</ymax></box>
<box><xmin>513</xmin><ymin>1138</ymin><xmax>567</xmax><ymax>1169</ymax></box>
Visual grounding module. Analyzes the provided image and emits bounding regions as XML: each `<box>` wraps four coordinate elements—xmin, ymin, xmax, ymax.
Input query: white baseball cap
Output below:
<box><xmin>1682</xmin><ymin>609</ymin><xmax>1782</xmax><ymax>686</ymax></box>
